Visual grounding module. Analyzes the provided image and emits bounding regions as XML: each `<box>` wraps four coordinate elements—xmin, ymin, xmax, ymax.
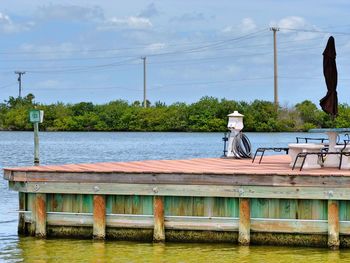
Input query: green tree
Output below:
<box><xmin>334</xmin><ymin>104</ymin><xmax>350</xmax><ymax>128</ymax></box>
<box><xmin>2</xmin><ymin>94</ymin><xmax>349</xmax><ymax>132</ymax></box>
<box><xmin>295</xmin><ymin>100</ymin><xmax>324</xmax><ymax>130</ymax></box>
<box><xmin>243</xmin><ymin>100</ymin><xmax>277</xmax><ymax>131</ymax></box>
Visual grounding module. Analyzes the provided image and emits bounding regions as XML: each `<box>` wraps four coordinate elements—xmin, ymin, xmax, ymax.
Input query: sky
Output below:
<box><xmin>1</xmin><ymin>1</ymin><xmax>350</xmax><ymax>106</ymax></box>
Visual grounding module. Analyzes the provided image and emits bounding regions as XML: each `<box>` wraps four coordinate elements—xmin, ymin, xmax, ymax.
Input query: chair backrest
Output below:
<box><xmin>341</xmin><ymin>139</ymin><xmax>350</xmax><ymax>152</ymax></box>
<box><xmin>296</xmin><ymin>137</ymin><xmax>328</xmax><ymax>144</ymax></box>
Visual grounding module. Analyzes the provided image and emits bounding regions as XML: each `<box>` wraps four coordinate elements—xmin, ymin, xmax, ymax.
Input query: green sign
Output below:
<box><xmin>29</xmin><ymin>110</ymin><xmax>41</xmax><ymax>123</ymax></box>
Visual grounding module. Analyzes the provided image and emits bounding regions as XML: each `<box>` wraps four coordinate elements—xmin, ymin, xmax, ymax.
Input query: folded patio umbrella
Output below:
<box><xmin>320</xmin><ymin>36</ymin><xmax>338</xmax><ymax>118</ymax></box>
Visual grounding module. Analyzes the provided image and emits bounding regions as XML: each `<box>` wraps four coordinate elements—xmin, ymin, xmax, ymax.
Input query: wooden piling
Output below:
<box><xmin>238</xmin><ymin>198</ymin><xmax>250</xmax><ymax>245</ymax></box>
<box><xmin>35</xmin><ymin>193</ymin><xmax>46</xmax><ymax>238</ymax></box>
<box><xmin>18</xmin><ymin>192</ymin><xmax>26</xmax><ymax>235</ymax></box>
<box><xmin>93</xmin><ymin>195</ymin><xmax>106</xmax><ymax>239</ymax></box>
<box><xmin>328</xmin><ymin>200</ymin><xmax>340</xmax><ymax>249</ymax></box>
<box><xmin>153</xmin><ymin>196</ymin><xmax>165</xmax><ymax>242</ymax></box>
<box><xmin>27</xmin><ymin>194</ymin><xmax>36</xmax><ymax>236</ymax></box>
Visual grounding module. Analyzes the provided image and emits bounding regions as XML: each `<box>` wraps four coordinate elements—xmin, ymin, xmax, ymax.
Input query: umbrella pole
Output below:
<box><xmin>331</xmin><ymin>114</ymin><xmax>336</xmax><ymax>127</ymax></box>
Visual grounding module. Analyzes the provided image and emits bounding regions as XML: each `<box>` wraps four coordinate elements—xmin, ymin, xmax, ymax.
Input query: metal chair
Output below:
<box><xmin>252</xmin><ymin>136</ymin><xmax>327</xmax><ymax>164</ymax></box>
<box><xmin>252</xmin><ymin>147</ymin><xmax>289</xmax><ymax>164</ymax></box>
<box><xmin>338</xmin><ymin>139</ymin><xmax>350</xmax><ymax>169</ymax></box>
<box><xmin>293</xmin><ymin>139</ymin><xmax>350</xmax><ymax>171</ymax></box>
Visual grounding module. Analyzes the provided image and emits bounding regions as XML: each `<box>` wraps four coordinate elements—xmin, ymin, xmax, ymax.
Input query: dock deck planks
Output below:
<box><xmin>4</xmin><ymin>155</ymin><xmax>350</xmax><ymax>176</ymax></box>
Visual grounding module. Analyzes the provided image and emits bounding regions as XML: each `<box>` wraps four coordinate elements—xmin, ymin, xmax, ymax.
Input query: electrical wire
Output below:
<box><xmin>279</xmin><ymin>27</ymin><xmax>350</xmax><ymax>35</ymax></box>
<box><xmin>148</xmin><ymin>29</ymin><xmax>269</xmax><ymax>58</ymax></box>
<box><xmin>2</xmin><ymin>27</ymin><xmax>350</xmax><ymax>80</ymax></box>
<box><xmin>0</xmin><ymin>31</ymin><xmax>326</xmax><ymax>63</ymax></box>
<box><xmin>149</xmin><ymin>77</ymin><xmax>273</xmax><ymax>90</ymax></box>
<box><xmin>25</xmin><ymin>58</ymin><xmax>139</xmax><ymax>74</ymax></box>
<box><xmin>0</xmin><ymin>28</ymin><xmax>268</xmax><ymax>57</ymax></box>
<box><xmin>29</xmin><ymin>85</ymin><xmax>142</xmax><ymax>91</ymax></box>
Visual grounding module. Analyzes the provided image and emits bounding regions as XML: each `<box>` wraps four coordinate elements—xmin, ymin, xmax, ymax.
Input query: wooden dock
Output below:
<box><xmin>4</xmin><ymin>155</ymin><xmax>350</xmax><ymax>248</ymax></box>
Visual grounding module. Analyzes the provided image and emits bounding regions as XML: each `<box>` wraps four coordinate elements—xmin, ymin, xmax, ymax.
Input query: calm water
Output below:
<box><xmin>1</xmin><ymin>131</ymin><xmax>350</xmax><ymax>262</ymax></box>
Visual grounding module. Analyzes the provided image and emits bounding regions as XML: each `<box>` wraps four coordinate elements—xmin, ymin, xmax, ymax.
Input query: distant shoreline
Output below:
<box><xmin>0</xmin><ymin>95</ymin><xmax>340</xmax><ymax>132</ymax></box>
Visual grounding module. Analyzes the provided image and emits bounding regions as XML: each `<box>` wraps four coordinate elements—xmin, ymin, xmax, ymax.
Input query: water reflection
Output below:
<box><xmin>5</xmin><ymin>238</ymin><xmax>350</xmax><ymax>263</ymax></box>
<box><xmin>152</xmin><ymin>243</ymin><xmax>165</xmax><ymax>263</ymax></box>
<box><xmin>92</xmin><ymin>241</ymin><xmax>106</xmax><ymax>263</ymax></box>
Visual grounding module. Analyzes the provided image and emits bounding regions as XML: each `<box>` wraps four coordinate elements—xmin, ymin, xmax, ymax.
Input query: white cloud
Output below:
<box><xmin>222</xmin><ymin>17</ymin><xmax>256</xmax><ymax>34</ymax></box>
<box><xmin>270</xmin><ymin>16</ymin><xmax>322</xmax><ymax>41</ymax></box>
<box><xmin>272</xmin><ymin>16</ymin><xmax>306</xmax><ymax>29</ymax></box>
<box><xmin>0</xmin><ymin>12</ymin><xmax>11</xmax><ymax>24</ymax></box>
<box><xmin>0</xmin><ymin>12</ymin><xmax>34</xmax><ymax>33</ymax></box>
<box><xmin>145</xmin><ymin>42</ymin><xmax>166</xmax><ymax>52</ymax></box>
<box><xmin>241</xmin><ymin>18</ymin><xmax>257</xmax><ymax>32</ymax></box>
<box><xmin>99</xmin><ymin>16</ymin><xmax>152</xmax><ymax>30</ymax></box>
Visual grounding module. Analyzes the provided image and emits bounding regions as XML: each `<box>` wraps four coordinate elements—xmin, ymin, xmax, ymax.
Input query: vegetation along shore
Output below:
<box><xmin>0</xmin><ymin>94</ymin><xmax>348</xmax><ymax>132</ymax></box>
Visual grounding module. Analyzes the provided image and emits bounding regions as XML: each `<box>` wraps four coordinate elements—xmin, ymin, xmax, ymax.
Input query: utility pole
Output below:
<box><xmin>142</xmin><ymin>57</ymin><xmax>147</xmax><ymax>108</ymax></box>
<box><xmin>15</xmin><ymin>71</ymin><xmax>26</xmax><ymax>98</ymax></box>
<box><xmin>270</xmin><ymin>27</ymin><xmax>279</xmax><ymax>107</ymax></box>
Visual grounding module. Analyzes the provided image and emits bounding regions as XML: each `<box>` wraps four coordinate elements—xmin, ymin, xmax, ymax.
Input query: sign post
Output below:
<box><xmin>29</xmin><ymin>110</ymin><xmax>44</xmax><ymax>166</ymax></box>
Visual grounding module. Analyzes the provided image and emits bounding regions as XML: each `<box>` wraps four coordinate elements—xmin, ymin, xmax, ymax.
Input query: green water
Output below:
<box><xmin>2</xmin><ymin>238</ymin><xmax>349</xmax><ymax>263</ymax></box>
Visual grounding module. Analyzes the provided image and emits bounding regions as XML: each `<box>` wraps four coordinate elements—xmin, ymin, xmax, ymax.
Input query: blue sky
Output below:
<box><xmin>1</xmin><ymin>1</ymin><xmax>350</xmax><ymax>106</ymax></box>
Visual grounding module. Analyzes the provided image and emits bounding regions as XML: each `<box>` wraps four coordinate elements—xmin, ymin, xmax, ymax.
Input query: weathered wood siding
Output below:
<box><xmin>250</xmin><ymin>199</ymin><xmax>328</xmax><ymax>220</ymax></box>
<box><xmin>14</xmin><ymin>190</ymin><xmax>350</xmax><ymax>248</ymax></box>
<box><xmin>42</xmin><ymin>194</ymin><xmax>239</xmax><ymax>217</ymax></box>
<box><xmin>25</xmin><ymin>194</ymin><xmax>350</xmax><ymax>221</ymax></box>
<box><xmin>11</xmin><ymin>183</ymin><xmax>350</xmax><ymax>249</ymax></box>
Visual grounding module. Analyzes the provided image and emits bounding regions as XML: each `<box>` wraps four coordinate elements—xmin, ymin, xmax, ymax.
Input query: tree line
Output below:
<box><xmin>0</xmin><ymin>94</ymin><xmax>349</xmax><ymax>132</ymax></box>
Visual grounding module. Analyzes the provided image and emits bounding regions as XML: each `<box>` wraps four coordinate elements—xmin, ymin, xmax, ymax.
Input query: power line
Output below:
<box><xmin>10</xmin><ymin>75</ymin><xmax>350</xmax><ymax>93</ymax></box>
<box><xmin>25</xmin><ymin>58</ymin><xmax>139</xmax><ymax>74</ymax></box>
<box><xmin>3</xmin><ymin>28</ymin><xmax>336</xmax><ymax>72</ymax></box>
<box><xmin>1</xmin><ymin>31</ymin><xmax>327</xmax><ymax>64</ymax></box>
<box><xmin>0</xmin><ymin>31</ymin><xmax>271</xmax><ymax>75</ymax></box>
<box><xmin>148</xmin><ymin>29</ymin><xmax>269</xmax><ymax>58</ymax></box>
<box><xmin>0</xmin><ymin>44</ymin><xmax>321</xmax><ymax>74</ymax></box>
<box><xmin>0</xmin><ymin>27</ymin><xmax>348</xmax><ymax>64</ymax></box>
<box><xmin>149</xmin><ymin>77</ymin><xmax>273</xmax><ymax>89</ymax></box>
<box><xmin>0</xmin><ymin>44</ymin><xmax>330</xmax><ymax>70</ymax></box>
<box><xmin>3</xmin><ymin>76</ymin><xmax>273</xmax><ymax>93</ymax></box>
<box><xmin>2</xmin><ymin>27</ymin><xmax>344</xmax><ymax>59</ymax></box>
<box><xmin>279</xmin><ymin>27</ymin><xmax>350</xmax><ymax>35</ymax></box>
<box><xmin>4</xmin><ymin>27</ymin><xmax>350</xmax><ymax>95</ymax></box>
<box><xmin>0</xmin><ymin>29</ymin><xmax>268</xmax><ymax>56</ymax></box>
<box><xmin>279</xmin><ymin>76</ymin><xmax>350</xmax><ymax>80</ymax></box>
<box><xmin>0</xmin><ymin>54</ymin><xmax>138</xmax><ymax>62</ymax></box>
<box><xmin>0</xmin><ymin>37</ymin><xmax>326</xmax><ymax>67</ymax></box>
<box><xmin>30</xmin><ymin>85</ymin><xmax>142</xmax><ymax>91</ymax></box>
<box><xmin>3</xmin><ymin>31</ymin><xmax>336</xmax><ymax>72</ymax></box>
<box><xmin>0</xmin><ymin>32</ymin><xmax>324</xmax><ymax>62</ymax></box>
<box><xmin>0</xmin><ymin>45</ymin><xmax>276</xmax><ymax>73</ymax></box>
<box><xmin>149</xmin><ymin>52</ymin><xmax>272</xmax><ymax>65</ymax></box>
